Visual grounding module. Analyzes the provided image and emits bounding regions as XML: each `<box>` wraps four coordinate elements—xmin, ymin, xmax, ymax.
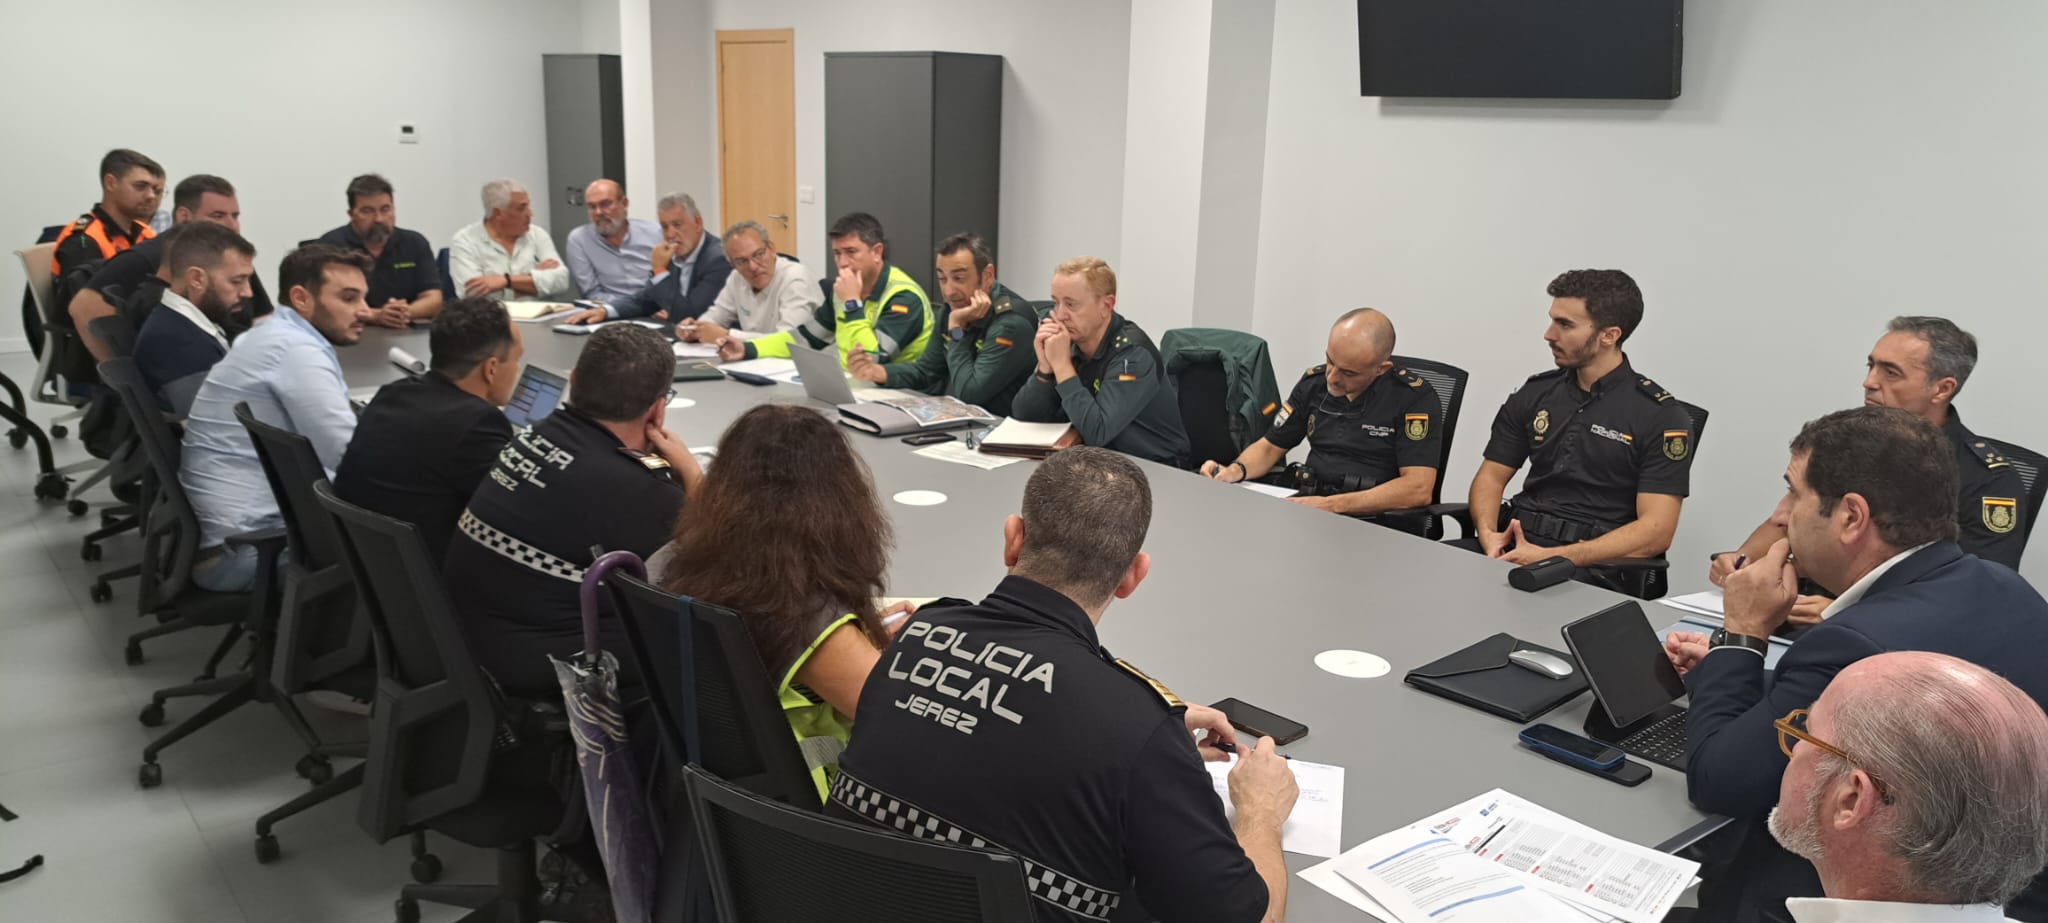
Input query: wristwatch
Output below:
<box><xmin>948</xmin><ymin>326</ymin><xmax>969</xmax><ymax>343</ymax></box>
<box><xmin>843</xmin><ymin>298</ymin><xmax>862</xmax><ymax>317</ymax></box>
<box><xmin>1708</xmin><ymin>627</ymin><xmax>1770</xmax><ymax>656</ymax></box>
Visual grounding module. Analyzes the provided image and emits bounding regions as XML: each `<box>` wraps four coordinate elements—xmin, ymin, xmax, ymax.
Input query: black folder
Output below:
<box><xmin>1404</xmin><ymin>632</ymin><xmax>1590</xmax><ymax>723</ymax></box>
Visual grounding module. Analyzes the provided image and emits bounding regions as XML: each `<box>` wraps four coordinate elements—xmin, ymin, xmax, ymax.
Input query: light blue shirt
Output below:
<box><xmin>180</xmin><ymin>307</ymin><xmax>357</xmax><ymax>550</ymax></box>
<box><xmin>602</xmin><ymin>231</ymin><xmax>707</xmax><ymax>319</ymax></box>
<box><xmin>565</xmin><ymin>218</ymin><xmax>662</xmax><ymax>302</ymax></box>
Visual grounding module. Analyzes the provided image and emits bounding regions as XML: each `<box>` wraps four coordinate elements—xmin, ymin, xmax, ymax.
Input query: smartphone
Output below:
<box><xmin>1525</xmin><ymin>748</ymin><xmax>1653</xmax><ymax>788</ymax></box>
<box><xmin>903</xmin><ymin>432</ymin><xmax>957</xmax><ymax>446</ymax></box>
<box><xmin>1210</xmin><ymin>698</ymin><xmax>1308</xmax><ymax>745</ymax></box>
<box><xmin>1518</xmin><ymin>723</ymin><xmax>1624</xmax><ymax>771</ymax></box>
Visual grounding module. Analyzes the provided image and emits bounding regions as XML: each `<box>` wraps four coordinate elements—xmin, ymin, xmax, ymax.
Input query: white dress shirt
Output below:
<box><xmin>448</xmin><ymin>221</ymin><xmax>572</xmax><ymax>301</ymax></box>
<box><xmin>1818</xmin><ymin>542</ymin><xmax>1935</xmax><ymax>620</ymax></box>
<box><xmin>1786</xmin><ymin>896</ymin><xmax>2016</xmax><ymax>922</ymax></box>
<box><xmin>158</xmin><ymin>289</ymin><xmax>228</xmax><ymax>350</ymax></box>
<box><xmin>699</xmin><ymin>256</ymin><xmax>821</xmax><ymax>339</ymax></box>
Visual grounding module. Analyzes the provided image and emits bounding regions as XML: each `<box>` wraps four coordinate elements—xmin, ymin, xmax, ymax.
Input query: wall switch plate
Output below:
<box><xmin>798</xmin><ymin>185</ymin><xmax>815</xmax><ymax>204</ymax></box>
<box><xmin>398</xmin><ymin>123</ymin><xmax>419</xmax><ymax>144</ymax></box>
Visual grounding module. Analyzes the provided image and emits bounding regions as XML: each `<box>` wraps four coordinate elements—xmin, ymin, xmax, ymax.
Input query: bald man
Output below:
<box><xmin>1769</xmin><ymin>652</ymin><xmax>2048</xmax><ymax>922</ymax></box>
<box><xmin>1201</xmin><ymin>308</ymin><xmax>1442</xmax><ymax>517</ymax></box>
<box><xmin>564</xmin><ymin>178</ymin><xmax>663</xmax><ymax>302</ymax></box>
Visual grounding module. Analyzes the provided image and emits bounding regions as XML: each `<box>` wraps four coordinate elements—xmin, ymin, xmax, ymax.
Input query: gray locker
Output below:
<box><xmin>542</xmin><ymin>54</ymin><xmax>626</xmax><ymax>248</ymax></box>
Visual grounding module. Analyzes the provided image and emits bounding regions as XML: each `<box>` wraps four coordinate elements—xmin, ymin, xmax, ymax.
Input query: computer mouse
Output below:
<box><xmin>1508</xmin><ymin>648</ymin><xmax>1575</xmax><ymax>679</ymax></box>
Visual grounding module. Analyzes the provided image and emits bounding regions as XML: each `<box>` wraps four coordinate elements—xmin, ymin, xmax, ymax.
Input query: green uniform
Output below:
<box><xmin>744</xmin><ymin>262</ymin><xmax>933</xmax><ymax>366</ymax></box>
<box><xmin>881</xmin><ymin>281</ymin><xmax>1041</xmax><ymax>417</ymax></box>
<box><xmin>1011</xmin><ymin>312</ymin><xmax>1191</xmax><ymax>467</ymax></box>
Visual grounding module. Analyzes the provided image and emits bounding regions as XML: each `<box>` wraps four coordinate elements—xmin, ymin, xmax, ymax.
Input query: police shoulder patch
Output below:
<box><xmin>1636</xmin><ymin>377</ymin><xmax>1674</xmax><ymax>403</ymax></box>
<box><xmin>1113</xmin><ymin>658</ymin><xmax>1185</xmax><ymax>710</ymax></box>
<box><xmin>1984</xmin><ymin>497</ymin><xmax>2019</xmax><ymax>534</ymax></box>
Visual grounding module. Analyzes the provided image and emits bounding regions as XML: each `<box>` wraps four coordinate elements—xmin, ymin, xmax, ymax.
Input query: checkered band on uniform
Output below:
<box><xmin>829</xmin><ymin>771</ymin><xmax>1121</xmax><ymax>921</ymax></box>
<box><xmin>457</xmin><ymin>511</ymin><xmax>585</xmax><ymax>583</ymax></box>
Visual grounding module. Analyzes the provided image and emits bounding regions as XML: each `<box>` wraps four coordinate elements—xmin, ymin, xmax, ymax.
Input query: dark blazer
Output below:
<box><xmin>609</xmin><ymin>233</ymin><xmax>730</xmax><ymax>323</ymax></box>
<box><xmin>1684</xmin><ymin>542</ymin><xmax>2048</xmax><ymax>922</ymax></box>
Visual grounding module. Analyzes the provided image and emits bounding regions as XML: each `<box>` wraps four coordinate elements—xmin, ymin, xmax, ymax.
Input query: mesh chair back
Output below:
<box><xmin>679</xmin><ymin>596</ymin><xmax>821</xmax><ymax>809</ymax></box>
<box><xmin>1982</xmin><ymin>437</ymin><xmax>2048</xmax><ymax>545</ymax></box>
<box><xmin>1389</xmin><ymin>355</ymin><xmax>1470</xmax><ymax>505</ymax></box>
<box><xmin>606</xmin><ymin>571</ymin><xmax>691</xmax><ymax>763</ymax></box>
<box><xmin>1175</xmin><ymin>358</ymin><xmax>1236</xmax><ymax>469</ymax></box>
<box><xmin>237</xmin><ymin>405</ymin><xmax>368</xmax><ymax>691</ymax></box>
<box><xmin>98</xmin><ymin>358</ymin><xmax>201</xmax><ymax>610</ymax></box>
<box><xmin>312</xmin><ymin>481</ymin><xmax>497</xmax><ymax>841</ymax></box>
<box><xmin>87</xmin><ymin>314</ymin><xmax>138</xmax><ymax>360</ymax></box>
<box><xmin>684</xmin><ymin>766</ymin><xmax>1035</xmax><ymax>923</ymax></box>
<box><xmin>1677</xmin><ymin>400</ymin><xmax>1710</xmax><ymax>449</ymax></box>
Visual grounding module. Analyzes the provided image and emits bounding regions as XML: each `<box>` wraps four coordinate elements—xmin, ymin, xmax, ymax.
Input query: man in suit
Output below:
<box><xmin>132</xmin><ymin>222</ymin><xmax>255</xmax><ymax>416</ymax></box>
<box><xmin>561</xmin><ymin>192</ymin><xmax>730</xmax><ymax>325</ymax></box>
<box><xmin>1665</xmin><ymin>405</ymin><xmax>2048</xmax><ymax>922</ymax></box>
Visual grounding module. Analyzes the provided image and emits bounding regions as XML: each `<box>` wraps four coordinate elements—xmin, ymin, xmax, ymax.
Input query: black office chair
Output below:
<box><xmin>1370</xmin><ymin>355</ymin><xmax>1471</xmax><ymax>538</ymax></box>
<box><xmin>681</xmin><ymin>764</ymin><xmax>1036</xmax><ymax>923</ymax></box>
<box><xmin>436</xmin><ymin>248</ymin><xmax>456</xmax><ymax>304</ymax></box>
<box><xmin>313</xmin><ymin>481</ymin><xmax>574</xmax><ymax>923</ymax></box>
<box><xmin>1174</xmin><ymin>357</ymin><xmax>1235</xmax><ymax>470</ymax></box>
<box><xmin>236</xmin><ymin>405</ymin><xmax>379</xmax><ymax>864</ymax></box>
<box><xmin>78</xmin><ymin>315</ymin><xmax>146</xmax><ymax>598</ymax></box>
<box><xmin>99</xmin><ymin>358</ymin><xmax>287</xmax><ymax>788</ymax></box>
<box><xmin>1981</xmin><ymin>436</ymin><xmax>2048</xmax><ymax>549</ymax></box>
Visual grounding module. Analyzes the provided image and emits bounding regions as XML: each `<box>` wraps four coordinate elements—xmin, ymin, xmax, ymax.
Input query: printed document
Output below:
<box><xmin>1204</xmin><ymin>756</ymin><xmax>1344</xmax><ymax>858</ymax></box>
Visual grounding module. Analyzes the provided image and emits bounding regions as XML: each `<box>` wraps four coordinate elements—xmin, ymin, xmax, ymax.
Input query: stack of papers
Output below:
<box><xmin>718</xmin><ymin>357</ymin><xmax>799</xmax><ymax>382</ymax></box>
<box><xmin>1301</xmin><ymin>789</ymin><xmax>1698</xmax><ymax>923</ymax></box>
<box><xmin>913</xmin><ymin>440</ymin><xmax>1022</xmax><ymax>470</ymax></box>
<box><xmin>1658</xmin><ymin>590</ymin><xmax>1724</xmax><ymax>619</ymax></box>
<box><xmin>1240</xmin><ymin>481</ymin><xmax>1299</xmax><ymax>499</ymax></box>
<box><xmin>506</xmin><ymin>301</ymin><xmax>579</xmax><ymax>322</ymax></box>
<box><xmin>672</xmin><ymin>341</ymin><xmax>720</xmax><ymax>359</ymax></box>
<box><xmin>1204</xmin><ymin>756</ymin><xmax>1346</xmax><ymax>858</ymax></box>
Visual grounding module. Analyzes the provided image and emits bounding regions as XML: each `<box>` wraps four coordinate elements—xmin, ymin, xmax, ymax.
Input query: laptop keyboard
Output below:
<box><xmin>1619</xmin><ymin>710</ymin><xmax>1690</xmax><ymax>769</ymax></box>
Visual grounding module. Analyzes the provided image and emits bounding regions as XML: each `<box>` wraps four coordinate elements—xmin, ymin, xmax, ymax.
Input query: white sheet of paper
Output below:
<box><xmin>506</xmin><ymin>301</ymin><xmax>579</xmax><ymax>322</ymax></box>
<box><xmin>1204</xmin><ymin>756</ymin><xmax>1344</xmax><ymax>858</ymax></box>
<box><xmin>1658</xmin><ymin>589</ymin><xmax>1724</xmax><ymax>618</ymax></box>
<box><xmin>1331</xmin><ymin>831</ymin><xmax>1588</xmax><ymax>923</ymax></box>
<box><xmin>1240</xmin><ymin>481</ymin><xmax>1299</xmax><ymax>499</ymax></box>
<box><xmin>1409</xmin><ymin>789</ymin><xmax>1698</xmax><ymax>923</ymax></box>
<box><xmin>852</xmin><ymin>387</ymin><xmax>923</xmax><ymax>403</ymax></box>
<box><xmin>672</xmin><ymin>341</ymin><xmax>720</xmax><ymax>359</ymax></box>
<box><xmin>718</xmin><ymin>357</ymin><xmax>800</xmax><ymax>382</ymax></box>
<box><xmin>1298</xmin><ymin>859</ymin><xmax>1402</xmax><ymax>919</ymax></box>
<box><xmin>980</xmin><ymin>418</ymin><xmax>1075</xmax><ymax>447</ymax></box>
<box><xmin>913</xmin><ymin>441</ymin><xmax>1022</xmax><ymax>470</ymax></box>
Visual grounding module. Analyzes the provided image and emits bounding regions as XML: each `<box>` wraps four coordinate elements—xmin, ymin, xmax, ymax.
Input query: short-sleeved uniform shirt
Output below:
<box><xmin>334</xmin><ymin>373</ymin><xmax>514</xmax><ymax>564</ymax></box>
<box><xmin>1267</xmin><ymin>364</ymin><xmax>1443</xmax><ymax>489</ymax></box>
<box><xmin>831</xmin><ymin>576</ymin><xmax>1268</xmax><ymax>923</ymax></box>
<box><xmin>1481</xmin><ymin>356</ymin><xmax>1694</xmax><ymax>533</ymax></box>
<box><xmin>1942</xmin><ymin>408</ymin><xmax>2029</xmax><ymax>570</ymax></box>
<box><xmin>317</xmin><ymin>225</ymin><xmax>441</xmax><ymax>307</ymax></box>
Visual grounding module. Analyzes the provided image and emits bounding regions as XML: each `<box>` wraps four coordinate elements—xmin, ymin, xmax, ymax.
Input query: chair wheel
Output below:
<box><xmin>254</xmin><ymin>834</ymin><xmax>281</xmax><ymax>864</ymax></box>
<box><xmin>138</xmin><ymin>761</ymin><xmax>163</xmax><ymax>788</ymax></box>
<box><xmin>295</xmin><ymin>754</ymin><xmax>333</xmax><ymax>785</ymax></box>
<box><xmin>7</xmin><ymin>429</ymin><xmax>24</xmax><ymax>450</ymax></box>
<box><xmin>81</xmin><ymin>542</ymin><xmax>102</xmax><ymax>561</ymax></box>
<box><xmin>34</xmin><ymin>474</ymin><xmax>67</xmax><ymax>502</ymax></box>
<box><xmin>395</xmin><ymin>898</ymin><xmax>420</xmax><ymax>923</ymax></box>
<box><xmin>139</xmin><ymin>702</ymin><xmax>166</xmax><ymax>727</ymax></box>
<box><xmin>124</xmin><ymin>641</ymin><xmax>144</xmax><ymax>665</ymax></box>
<box><xmin>410</xmin><ymin>853</ymin><xmax>443</xmax><ymax>883</ymax></box>
<box><xmin>51</xmin><ymin>424</ymin><xmax>67</xmax><ymax>438</ymax></box>
<box><xmin>67</xmin><ymin>499</ymin><xmax>88</xmax><ymax>517</ymax></box>
<box><xmin>90</xmin><ymin>581</ymin><xmax>113</xmax><ymax>603</ymax></box>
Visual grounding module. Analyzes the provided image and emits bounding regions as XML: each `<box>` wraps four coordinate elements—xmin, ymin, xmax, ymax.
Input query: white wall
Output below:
<box><xmin>664</xmin><ymin>0</ymin><xmax>1133</xmax><ymax>288</ymax></box>
<box><xmin>0</xmin><ymin>0</ymin><xmax>619</xmax><ymax>351</ymax></box>
<box><xmin>1252</xmin><ymin>0</ymin><xmax>2048</xmax><ymax>585</ymax></box>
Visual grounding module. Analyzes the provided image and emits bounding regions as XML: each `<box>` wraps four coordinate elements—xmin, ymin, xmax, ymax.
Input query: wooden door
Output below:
<box><xmin>717</xmin><ymin>29</ymin><xmax>797</xmax><ymax>252</ymax></box>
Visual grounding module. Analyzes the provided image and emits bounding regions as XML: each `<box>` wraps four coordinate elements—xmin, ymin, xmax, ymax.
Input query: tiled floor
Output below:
<box><xmin>0</xmin><ymin>353</ymin><xmax>489</xmax><ymax>922</ymax></box>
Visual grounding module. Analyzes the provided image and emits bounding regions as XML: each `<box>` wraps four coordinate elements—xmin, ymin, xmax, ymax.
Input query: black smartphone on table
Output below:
<box><xmin>903</xmin><ymin>432</ymin><xmax>956</xmax><ymax>446</ymax></box>
<box><xmin>1210</xmin><ymin>698</ymin><xmax>1308</xmax><ymax>745</ymax></box>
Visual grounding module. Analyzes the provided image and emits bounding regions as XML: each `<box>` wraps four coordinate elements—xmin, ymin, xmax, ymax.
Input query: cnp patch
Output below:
<box><xmin>1985</xmin><ymin>497</ymin><xmax>2018</xmax><ymax>534</ymax></box>
<box><xmin>1405</xmin><ymin>413</ymin><xmax>1429</xmax><ymax>441</ymax></box>
<box><xmin>1663</xmin><ymin>430</ymin><xmax>1690</xmax><ymax>461</ymax></box>
<box><xmin>1533</xmin><ymin>409</ymin><xmax>1551</xmax><ymax>436</ymax></box>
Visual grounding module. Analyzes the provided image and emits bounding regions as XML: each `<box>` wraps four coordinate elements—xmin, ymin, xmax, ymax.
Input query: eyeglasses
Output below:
<box><xmin>729</xmin><ymin>248</ymin><xmax>776</xmax><ymax>268</ymax></box>
<box><xmin>1774</xmin><ymin>708</ymin><xmax>1893</xmax><ymax>803</ymax></box>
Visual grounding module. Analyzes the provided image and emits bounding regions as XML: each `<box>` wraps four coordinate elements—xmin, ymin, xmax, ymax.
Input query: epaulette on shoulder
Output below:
<box><xmin>619</xmin><ymin>448</ymin><xmax>673</xmax><ymax>475</ymax></box>
<box><xmin>1302</xmin><ymin>363</ymin><xmax>1326</xmax><ymax>380</ymax></box>
<box><xmin>1525</xmin><ymin>367</ymin><xmax>1568</xmax><ymax>384</ymax></box>
<box><xmin>1969</xmin><ymin>440</ymin><xmax>2011</xmax><ymax>470</ymax></box>
<box><xmin>1395</xmin><ymin>367</ymin><xmax>1424</xmax><ymax>388</ymax></box>
<box><xmin>1113</xmin><ymin>658</ymin><xmax>1184</xmax><ymax>710</ymax></box>
<box><xmin>69</xmin><ymin>214</ymin><xmax>94</xmax><ymax>231</ymax></box>
<box><xmin>1636</xmin><ymin>377</ymin><xmax>1673</xmax><ymax>403</ymax></box>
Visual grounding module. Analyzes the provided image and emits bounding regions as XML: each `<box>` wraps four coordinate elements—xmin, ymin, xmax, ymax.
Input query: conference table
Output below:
<box><xmin>342</xmin><ymin>322</ymin><xmax>1725</xmax><ymax>921</ymax></box>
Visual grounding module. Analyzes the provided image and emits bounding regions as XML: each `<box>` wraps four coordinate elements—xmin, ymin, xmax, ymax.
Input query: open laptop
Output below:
<box><xmin>789</xmin><ymin>344</ymin><xmax>859</xmax><ymax>405</ymax></box>
<box><xmin>1560</xmin><ymin>601</ymin><xmax>1691</xmax><ymax>771</ymax></box>
<box><xmin>502</xmin><ymin>365</ymin><xmax>569</xmax><ymax>428</ymax></box>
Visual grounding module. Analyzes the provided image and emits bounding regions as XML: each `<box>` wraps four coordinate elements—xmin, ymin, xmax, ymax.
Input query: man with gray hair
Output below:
<box><xmin>447</xmin><ymin>179</ymin><xmax>571</xmax><ymax>301</ymax></box>
<box><xmin>1713</xmin><ymin>317</ymin><xmax>2029</xmax><ymax>624</ymax></box>
<box><xmin>671</xmin><ymin>219</ymin><xmax>819</xmax><ymax>343</ymax></box>
<box><xmin>1770</xmin><ymin>651</ymin><xmax>2048</xmax><ymax>921</ymax></box>
<box><xmin>1665</xmin><ymin>406</ymin><xmax>2048</xmax><ymax>922</ymax></box>
<box><xmin>564</xmin><ymin>192</ymin><xmax>729</xmax><ymax>325</ymax></box>
<box><xmin>563</xmin><ymin>178</ymin><xmax>663</xmax><ymax>302</ymax></box>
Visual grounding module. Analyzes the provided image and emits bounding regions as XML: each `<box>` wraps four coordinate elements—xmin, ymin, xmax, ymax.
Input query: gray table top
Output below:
<box><xmin>341</xmin><ymin>325</ymin><xmax>1721</xmax><ymax>920</ymax></box>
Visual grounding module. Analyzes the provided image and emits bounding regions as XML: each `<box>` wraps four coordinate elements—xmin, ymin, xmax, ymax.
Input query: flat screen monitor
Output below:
<box><xmin>1358</xmin><ymin>0</ymin><xmax>1683</xmax><ymax>100</ymax></box>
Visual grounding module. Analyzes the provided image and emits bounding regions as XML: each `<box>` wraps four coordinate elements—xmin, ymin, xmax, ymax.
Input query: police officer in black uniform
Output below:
<box><xmin>1456</xmin><ymin>270</ymin><xmax>1695</xmax><ymax>573</ymax></box>
<box><xmin>1709</xmin><ymin>316</ymin><xmax>2029</xmax><ymax>623</ymax></box>
<box><xmin>832</xmin><ymin>449</ymin><xmax>1297</xmax><ymax>923</ymax></box>
<box><xmin>1202</xmin><ymin>308</ymin><xmax>1443</xmax><ymax>520</ymax></box>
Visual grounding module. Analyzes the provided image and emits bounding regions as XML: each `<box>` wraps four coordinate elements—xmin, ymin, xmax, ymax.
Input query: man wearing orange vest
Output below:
<box><xmin>46</xmin><ymin>149</ymin><xmax>163</xmax><ymax>386</ymax></box>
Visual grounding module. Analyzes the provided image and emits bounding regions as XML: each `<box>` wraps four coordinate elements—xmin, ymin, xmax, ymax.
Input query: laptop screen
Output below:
<box><xmin>503</xmin><ymin>365</ymin><xmax>568</xmax><ymax>428</ymax></box>
<box><xmin>1561</xmin><ymin>601</ymin><xmax>1689</xmax><ymax>728</ymax></box>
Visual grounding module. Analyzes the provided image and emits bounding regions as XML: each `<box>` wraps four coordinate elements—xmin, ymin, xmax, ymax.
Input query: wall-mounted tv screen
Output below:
<box><xmin>1358</xmin><ymin>0</ymin><xmax>1683</xmax><ymax>100</ymax></box>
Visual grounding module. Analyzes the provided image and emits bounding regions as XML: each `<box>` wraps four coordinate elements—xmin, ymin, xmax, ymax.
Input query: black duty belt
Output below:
<box><xmin>1511</xmin><ymin>507</ymin><xmax>1616</xmax><ymax>545</ymax></box>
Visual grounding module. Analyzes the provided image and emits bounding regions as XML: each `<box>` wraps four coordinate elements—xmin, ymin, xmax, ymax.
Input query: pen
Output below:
<box><xmin>1733</xmin><ymin>554</ymin><xmax>1748</xmax><ymax>570</ymax></box>
<box><xmin>1475</xmin><ymin>825</ymin><xmax>1504</xmax><ymax>854</ymax></box>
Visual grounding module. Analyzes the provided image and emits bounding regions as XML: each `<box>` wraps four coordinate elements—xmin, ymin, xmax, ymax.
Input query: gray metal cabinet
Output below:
<box><xmin>542</xmin><ymin>54</ymin><xmax>626</xmax><ymax>249</ymax></box>
<box><xmin>824</xmin><ymin>52</ymin><xmax>1002</xmax><ymax>293</ymax></box>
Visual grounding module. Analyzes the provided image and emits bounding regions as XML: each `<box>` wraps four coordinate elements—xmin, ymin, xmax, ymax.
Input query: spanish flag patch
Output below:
<box><xmin>1117</xmin><ymin>374</ymin><xmax>1137</xmax><ymax>382</ymax></box>
<box><xmin>889</xmin><ymin>304</ymin><xmax>910</xmax><ymax>314</ymax></box>
<box><xmin>994</xmin><ymin>336</ymin><xmax>1014</xmax><ymax>347</ymax></box>
<box><xmin>1261</xmin><ymin>402</ymin><xmax>1278</xmax><ymax>416</ymax></box>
